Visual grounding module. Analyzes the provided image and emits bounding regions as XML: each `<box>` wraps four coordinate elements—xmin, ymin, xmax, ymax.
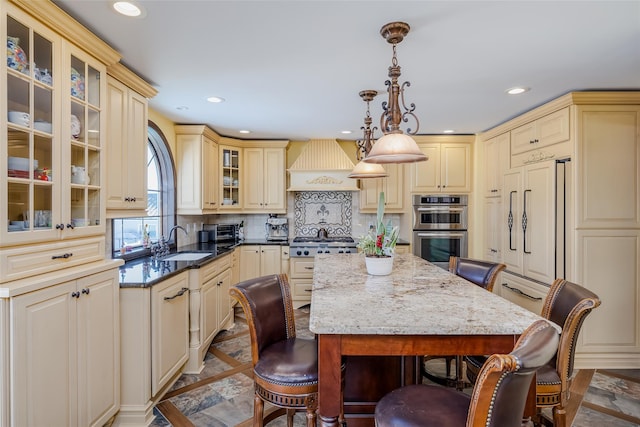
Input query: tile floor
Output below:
<box><xmin>150</xmin><ymin>306</ymin><xmax>640</xmax><ymax>427</ymax></box>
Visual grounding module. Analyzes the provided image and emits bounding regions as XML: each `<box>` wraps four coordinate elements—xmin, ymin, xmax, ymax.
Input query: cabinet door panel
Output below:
<box><xmin>239</xmin><ymin>246</ymin><xmax>261</xmax><ymax>281</ymax></box>
<box><xmin>12</xmin><ymin>281</ymin><xmax>77</xmax><ymax>427</ymax></box>
<box><xmin>151</xmin><ymin>273</ymin><xmax>189</xmax><ymax>395</ymax></box>
<box><xmin>243</xmin><ymin>148</ymin><xmax>264</xmax><ymax>209</ymax></box>
<box><xmin>264</xmin><ymin>148</ymin><xmax>285</xmax><ymax>210</ymax></box>
<box><xmin>410</xmin><ymin>144</ymin><xmax>440</xmax><ymax>192</ymax></box>
<box><xmin>522</xmin><ymin>163</ymin><xmax>555</xmax><ymax>283</ymax></box>
<box><xmin>260</xmin><ymin>246</ymin><xmax>282</xmax><ymax>276</ymax></box>
<box><xmin>76</xmin><ymin>270</ymin><xmax>119</xmax><ymax>427</ymax></box>
<box><xmin>441</xmin><ymin>144</ymin><xmax>470</xmax><ymax>192</ymax></box>
<box><xmin>502</xmin><ymin>169</ymin><xmax>523</xmax><ymax>273</ymax></box>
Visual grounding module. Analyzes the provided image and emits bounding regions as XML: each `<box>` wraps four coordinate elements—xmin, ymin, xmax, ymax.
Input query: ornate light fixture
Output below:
<box><xmin>349</xmin><ymin>90</ymin><xmax>388</xmax><ymax>179</ymax></box>
<box><xmin>364</xmin><ymin>22</ymin><xmax>428</xmax><ymax>164</ymax></box>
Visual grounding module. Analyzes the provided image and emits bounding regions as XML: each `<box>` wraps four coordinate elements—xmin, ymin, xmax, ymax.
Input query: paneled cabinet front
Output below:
<box><xmin>360</xmin><ymin>163</ymin><xmax>404</xmax><ymax>213</ymax></box>
<box><xmin>410</xmin><ymin>138</ymin><xmax>472</xmax><ymax>193</ymax></box>
<box><xmin>119</xmin><ymin>270</ymin><xmax>189</xmax><ymax>425</ymax></box>
<box><xmin>239</xmin><ymin>245</ymin><xmax>282</xmax><ymax>282</ymax></box>
<box><xmin>105</xmin><ymin>76</ymin><xmax>148</xmax><ymax>215</ymax></box>
<box><xmin>175</xmin><ymin>125</ymin><xmax>219</xmax><ymax>214</ymax></box>
<box><xmin>10</xmin><ymin>267</ymin><xmax>119</xmax><ymax>427</ymax></box>
<box><xmin>243</xmin><ymin>146</ymin><xmax>286</xmax><ymax>213</ymax></box>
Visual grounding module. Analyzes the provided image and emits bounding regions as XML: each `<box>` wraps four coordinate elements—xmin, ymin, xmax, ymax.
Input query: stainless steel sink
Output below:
<box><xmin>162</xmin><ymin>252</ymin><xmax>213</xmax><ymax>261</ymax></box>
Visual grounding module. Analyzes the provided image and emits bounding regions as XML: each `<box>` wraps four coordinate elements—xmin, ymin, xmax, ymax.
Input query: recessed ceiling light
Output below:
<box><xmin>176</xmin><ymin>106</ymin><xmax>189</xmax><ymax>111</ymax></box>
<box><xmin>239</xmin><ymin>130</ymin><xmax>250</xmax><ymax>134</ymax></box>
<box><xmin>112</xmin><ymin>1</ymin><xmax>143</xmax><ymax>17</ymax></box>
<box><xmin>506</xmin><ymin>87</ymin><xmax>530</xmax><ymax>95</ymax></box>
<box><xmin>341</xmin><ymin>130</ymin><xmax>352</xmax><ymax>135</ymax></box>
<box><xmin>443</xmin><ymin>129</ymin><xmax>455</xmax><ymax>134</ymax></box>
<box><xmin>207</xmin><ymin>96</ymin><xmax>225</xmax><ymax>103</ymax></box>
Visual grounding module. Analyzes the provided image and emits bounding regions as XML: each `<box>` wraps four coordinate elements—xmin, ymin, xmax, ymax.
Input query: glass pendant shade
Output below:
<box><xmin>348</xmin><ymin>160</ymin><xmax>388</xmax><ymax>178</ymax></box>
<box><xmin>363</xmin><ymin>132</ymin><xmax>427</xmax><ymax>164</ymax></box>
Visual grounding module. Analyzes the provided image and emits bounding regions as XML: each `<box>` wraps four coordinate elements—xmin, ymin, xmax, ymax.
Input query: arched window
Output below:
<box><xmin>112</xmin><ymin>121</ymin><xmax>176</xmax><ymax>258</ymax></box>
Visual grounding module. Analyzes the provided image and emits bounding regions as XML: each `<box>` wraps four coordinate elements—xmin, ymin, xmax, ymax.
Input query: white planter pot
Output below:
<box><xmin>365</xmin><ymin>255</ymin><xmax>394</xmax><ymax>276</ymax></box>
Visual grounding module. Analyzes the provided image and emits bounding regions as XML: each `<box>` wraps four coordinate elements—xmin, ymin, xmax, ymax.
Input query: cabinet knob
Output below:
<box><xmin>71</xmin><ymin>291</ymin><xmax>80</xmax><ymax>298</ymax></box>
<box><xmin>82</xmin><ymin>288</ymin><xmax>90</xmax><ymax>295</ymax></box>
<box><xmin>56</xmin><ymin>223</ymin><xmax>65</xmax><ymax>230</ymax></box>
<box><xmin>66</xmin><ymin>223</ymin><xmax>75</xmax><ymax>229</ymax></box>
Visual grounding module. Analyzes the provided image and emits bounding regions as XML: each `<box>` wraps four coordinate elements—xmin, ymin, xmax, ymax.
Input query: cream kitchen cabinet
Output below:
<box><xmin>243</xmin><ymin>144</ymin><xmax>287</xmax><ymax>213</ymax></box>
<box><xmin>219</xmin><ymin>144</ymin><xmax>241</xmax><ymax>210</ymax></box>
<box><xmin>2</xmin><ymin>4</ymin><xmax>114</xmax><ymax>281</ymax></box>
<box><xmin>499</xmin><ymin>271</ymin><xmax>547</xmax><ymax>315</ymax></box>
<box><xmin>105</xmin><ymin>65</ymin><xmax>156</xmax><ymax>217</ymax></box>
<box><xmin>239</xmin><ymin>245</ymin><xmax>282</xmax><ymax>282</ymax></box>
<box><xmin>185</xmin><ymin>254</ymin><xmax>233</xmax><ymax>373</ymax></box>
<box><xmin>118</xmin><ymin>270</ymin><xmax>190</xmax><ymax>425</ymax></box>
<box><xmin>483</xmin><ymin>132</ymin><xmax>510</xmax><ymax>197</ymax></box>
<box><xmin>5</xmin><ymin>264</ymin><xmax>120</xmax><ymax>427</ymax></box>
<box><xmin>484</xmin><ymin>197</ymin><xmax>502</xmax><ymax>262</ymax></box>
<box><xmin>281</xmin><ymin>245</ymin><xmax>290</xmax><ymax>276</ymax></box>
<box><xmin>511</xmin><ymin>107</ymin><xmax>570</xmax><ymax>157</ymax></box>
<box><xmin>502</xmin><ymin>161</ymin><xmax>556</xmax><ymax>285</ymax></box>
<box><xmin>410</xmin><ymin>138</ymin><xmax>472</xmax><ymax>193</ymax></box>
<box><xmin>175</xmin><ymin>125</ymin><xmax>219</xmax><ymax>214</ymax></box>
<box><xmin>289</xmin><ymin>256</ymin><xmax>314</xmax><ymax>308</ymax></box>
<box><xmin>360</xmin><ymin>163</ymin><xmax>404</xmax><ymax>213</ymax></box>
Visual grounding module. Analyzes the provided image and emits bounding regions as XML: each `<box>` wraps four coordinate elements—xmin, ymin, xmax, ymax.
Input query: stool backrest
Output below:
<box><xmin>229</xmin><ymin>274</ymin><xmax>296</xmax><ymax>366</ymax></box>
<box><xmin>467</xmin><ymin>319</ymin><xmax>559</xmax><ymax>427</ymax></box>
<box><xmin>449</xmin><ymin>256</ymin><xmax>506</xmax><ymax>292</ymax></box>
<box><xmin>541</xmin><ymin>278</ymin><xmax>601</xmax><ymax>385</ymax></box>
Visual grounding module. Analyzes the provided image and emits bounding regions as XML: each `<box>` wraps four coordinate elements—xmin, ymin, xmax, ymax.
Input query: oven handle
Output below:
<box><xmin>416</xmin><ymin>207</ymin><xmax>465</xmax><ymax>212</ymax></box>
<box><xmin>415</xmin><ymin>232</ymin><xmax>466</xmax><ymax>238</ymax></box>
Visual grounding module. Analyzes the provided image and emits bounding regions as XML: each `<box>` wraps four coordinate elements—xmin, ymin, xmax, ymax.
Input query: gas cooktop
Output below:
<box><xmin>290</xmin><ymin>236</ymin><xmax>357</xmax><ymax>257</ymax></box>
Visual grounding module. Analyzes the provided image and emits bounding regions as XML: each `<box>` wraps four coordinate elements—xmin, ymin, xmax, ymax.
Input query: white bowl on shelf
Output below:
<box><xmin>8</xmin><ymin>157</ymin><xmax>37</xmax><ymax>172</ymax></box>
<box><xmin>8</xmin><ymin>111</ymin><xmax>30</xmax><ymax>126</ymax></box>
<box><xmin>34</xmin><ymin>121</ymin><xmax>52</xmax><ymax>133</ymax></box>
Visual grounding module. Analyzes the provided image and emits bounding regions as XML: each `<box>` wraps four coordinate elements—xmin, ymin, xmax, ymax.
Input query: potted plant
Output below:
<box><xmin>357</xmin><ymin>192</ymin><xmax>399</xmax><ymax>275</ymax></box>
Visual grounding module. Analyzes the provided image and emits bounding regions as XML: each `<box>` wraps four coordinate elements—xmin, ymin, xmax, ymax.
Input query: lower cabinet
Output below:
<box><xmin>118</xmin><ymin>271</ymin><xmax>189</xmax><ymax>426</ymax></box>
<box><xmin>498</xmin><ymin>272</ymin><xmax>548</xmax><ymax>315</ymax></box>
<box><xmin>239</xmin><ymin>245</ymin><xmax>281</xmax><ymax>282</ymax></box>
<box><xmin>8</xmin><ymin>266</ymin><xmax>120</xmax><ymax>427</ymax></box>
<box><xmin>185</xmin><ymin>254</ymin><xmax>233</xmax><ymax>373</ymax></box>
<box><xmin>289</xmin><ymin>257</ymin><xmax>314</xmax><ymax>308</ymax></box>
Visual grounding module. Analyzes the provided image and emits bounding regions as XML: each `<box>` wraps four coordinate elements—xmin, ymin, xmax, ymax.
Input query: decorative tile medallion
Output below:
<box><xmin>294</xmin><ymin>192</ymin><xmax>352</xmax><ymax>237</ymax></box>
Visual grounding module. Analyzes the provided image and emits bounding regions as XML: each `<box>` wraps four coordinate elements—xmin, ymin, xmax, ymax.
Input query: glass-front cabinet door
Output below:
<box><xmin>2</xmin><ymin>10</ymin><xmax>105</xmax><ymax>246</ymax></box>
<box><xmin>219</xmin><ymin>146</ymin><xmax>241</xmax><ymax>209</ymax></box>
<box><xmin>4</xmin><ymin>13</ymin><xmax>59</xmax><ymax>243</ymax></box>
<box><xmin>66</xmin><ymin>49</ymin><xmax>103</xmax><ymax>233</ymax></box>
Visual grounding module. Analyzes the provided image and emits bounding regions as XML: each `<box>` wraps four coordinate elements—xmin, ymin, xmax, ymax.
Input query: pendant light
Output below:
<box><xmin>349</xmin><ymin>90</ymin><xmax>388</xmax><ymax>179</ymax></box>
<box><xmin>364</xmin><ymin>22</ymin><xmax>428</xmax><ymax>164</ymax></box>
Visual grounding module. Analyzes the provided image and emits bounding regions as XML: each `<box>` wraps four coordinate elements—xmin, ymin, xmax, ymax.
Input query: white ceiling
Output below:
<box><xmin>52</xmin><ymin>1</ymin><xmax>640</xmax><ymax>141</ymax></box>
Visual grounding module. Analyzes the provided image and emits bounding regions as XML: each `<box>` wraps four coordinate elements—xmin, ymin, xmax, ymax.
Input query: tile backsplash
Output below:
<box><xmin>294</xmin><ymin>191</ymin><xmax>352</xmax><ymax>237</ymax></box>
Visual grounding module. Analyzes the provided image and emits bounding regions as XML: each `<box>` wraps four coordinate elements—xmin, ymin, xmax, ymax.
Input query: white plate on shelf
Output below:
<box><xmin>34</xmin><ymin>121</ymin><xmax>52</xmax><ymax>133</ymax></box>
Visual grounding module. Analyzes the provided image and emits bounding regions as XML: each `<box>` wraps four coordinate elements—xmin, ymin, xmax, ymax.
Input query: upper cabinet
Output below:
<box><xmin>219</xmin><ymin>144</ymin><xmax>241</xmax><ymax>210</ymax></box>
<box><xmin>1</xmin><ymin>3</ymin><xmax>118</xmax><ymax>273</ymax></box>
<box><xmin>511</xmin><ymin>107</ymin><xmax>570</xmax><ymax>164</ymax></box>
<box><xmin>410</xmin><ymin>136</ymin><xmax>473</xmax><ymax>194</ymax></box>
<box><xmin>360</xmin><ymin>163</ymin><xmax>404</xmax><ymax>213</ymax></box>
<box><xmin>243</xmin><ymin>144</ymin><xmax>287</xmax><ymax>213</ymax></box>
<box><xmin>105</xmin><ymin>64</ymin><xmax>156</xmax><ymax>217</ymax></box>
<box><xmin>175</xmin><ymin>125</ymin><xmax>220</xmax><ymax>215</ymax></box>
<box><xmin>483</xmin><ymin>132</ymin><xmax>510</xmax><ymax>197</ymax></box>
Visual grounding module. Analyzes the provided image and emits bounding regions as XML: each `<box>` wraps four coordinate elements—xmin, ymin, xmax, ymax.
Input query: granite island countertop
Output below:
<box><xmin>309</xmin><ymin>252</ymin><xmax>547</xmax><ymax>336</ymax></box>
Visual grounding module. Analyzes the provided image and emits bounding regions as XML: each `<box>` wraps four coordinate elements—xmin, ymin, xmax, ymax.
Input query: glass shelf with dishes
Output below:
<box><xmin>5</xmin><ymin>16</ymin><xmax>56</xmax><ymax>236</ymax></box>
<box><xmin>220</xmin><ymin>147</ymin><xmax>240</xmax><ymax>208</ymax></box>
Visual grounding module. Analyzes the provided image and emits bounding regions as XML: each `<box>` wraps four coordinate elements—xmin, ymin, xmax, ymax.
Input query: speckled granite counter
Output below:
<box><xmin>310</xmin><ymin>252</ymin><xmax>552</xmax><ymax>427</ymax></box>
<box><xmin>309</xmin><ymin>252</ymin><xmax>546</xmax><ymax>335</ymax></box>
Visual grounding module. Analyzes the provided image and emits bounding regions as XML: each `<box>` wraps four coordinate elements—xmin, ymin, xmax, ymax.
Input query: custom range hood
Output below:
<box><xmin>287</xmin><ymin>139</ymin><xmax>359</xmax><ymax>191</ymax></box>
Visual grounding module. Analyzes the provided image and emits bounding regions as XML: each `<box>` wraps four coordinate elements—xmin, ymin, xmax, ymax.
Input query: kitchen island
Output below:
<box><xmin>309</xmin><ymin>252</ymin><xmax>547</xmax><ymax>427</ymax></box>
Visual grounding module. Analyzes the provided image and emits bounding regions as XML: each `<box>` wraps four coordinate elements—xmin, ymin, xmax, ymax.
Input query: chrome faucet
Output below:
<box><xmin>152</xmin><ymin>225</ymin><xmax>188</xmax><ymax>259</ymax></box>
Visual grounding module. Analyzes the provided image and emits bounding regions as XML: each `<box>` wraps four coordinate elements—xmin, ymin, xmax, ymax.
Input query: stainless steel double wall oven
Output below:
<box><xmin>412</xmin><ymin>195</ymin><xmax>468</xmax><ymax>269</ymax></box>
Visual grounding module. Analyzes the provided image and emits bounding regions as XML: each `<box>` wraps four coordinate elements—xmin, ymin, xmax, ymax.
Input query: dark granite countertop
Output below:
<box><xmin>118</xmin><ymin>239</ymin><xmax>288</xmax><ymax>288</ymax></box>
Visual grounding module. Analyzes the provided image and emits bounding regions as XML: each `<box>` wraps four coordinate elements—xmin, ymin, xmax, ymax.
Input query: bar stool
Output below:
<box><xmin>466</xmin><ymin>278</ymin><xmax>601</xmax><ymax>427</ymax></box>
<box><xmin>423</xmin><ymin>256</ymin><xmax>506</xmax><ymax>390</ymax></box>
<box><xmin>376</xmin><ymin>319</ymin><xmax>559</xmax><ymax>427</ymax></box>
<box><xmin>230</xmin><ymin>274</ymin><xmax>319</xmax><ymax>427</ymax></box>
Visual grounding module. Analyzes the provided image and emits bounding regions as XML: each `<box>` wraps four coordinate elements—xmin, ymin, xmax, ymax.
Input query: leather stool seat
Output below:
<box><xmin>375</xmin><ymin>384</ymin><xmax>469</xmax><ymax>427</ymax></box>
<box><xmin>254</xmin><ymin>338</ymin><xmax>318</xmax><ymax>387</ymax></box>
<box><xmin>376</xmin><ymin>320</ymin><xmax>560</xmax><ymax>427</ymax></box>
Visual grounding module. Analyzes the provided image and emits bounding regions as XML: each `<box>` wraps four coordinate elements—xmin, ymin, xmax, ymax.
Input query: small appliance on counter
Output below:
<box><xmin>265</xmin><ymin>215</ymin><xmax>289</xmax><ymax>241</ymax></box>
<box><xmin>202</xmin><ymin>223</ymin><xmax>239</xmax><ymax>243</ymax></box>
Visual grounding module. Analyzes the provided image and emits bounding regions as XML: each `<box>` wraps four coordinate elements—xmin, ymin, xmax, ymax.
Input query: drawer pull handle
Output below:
<box><xmin>52</xmin><ymin>253</ymin><xmax>73</xmax><ymax>260</ymax></box>
<box><xmin>164</xmin><ymin>287</ymin><xmax>189</xmax><ymax>301</ymax></box>
<box><xmin>304</xmin><ymin>266</ymin><xmax>314</xmax><ymax>270</ymax></box>
<box><xmin>502</xmin><ymin>283</ymin><xmax>542</xmax><ymax>301</ymax></box>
